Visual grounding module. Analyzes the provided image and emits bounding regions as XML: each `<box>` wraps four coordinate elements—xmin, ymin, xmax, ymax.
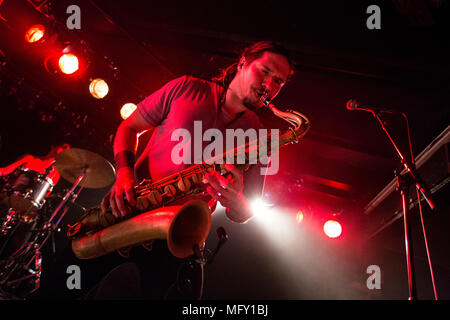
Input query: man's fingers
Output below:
<box><xmin>125</xmin><ymin>185</ymin><xmax>136</xmax><ymax>207</ymax></box>
<box><xmin>206</xmin><ymin>186</ymin><xmax>229</xmax><ymax>207</ymax></box>
<box><xmin>225</xmin><ymin>163</ymin><xmax>242</xmax><ymax>179</ymax></box>
<box><xmin>224</xmin><ymin>164</ymin><xmax>243</xmax><ymax>189</ymax></box>
<box><xmin>204</xmin><ymin>172</ymin><xmax>233</xmax><ymax>198</ymax></box>
<box><xmin>101</xmin><ymin>194</ymin><xmax>109</xmax><ymax>213</ymax></box>
<box><xmin>115</xmin><ymin>194</ymin><xmax>129</xmax><ymax>218</ymax></box>
<box><xmin>205</xmin><ymin>185</ymin><xmax>218</xmax><ymax>199</ymax></box>
<box><xmin>216</xmin><ymin>174</ymin><xmax>231</xmax><ymax>190</ymax></box>
<box><xmin>109</xmin><ymin>194</ymin><xmax>120</xmax><ymax>219</ymax></box>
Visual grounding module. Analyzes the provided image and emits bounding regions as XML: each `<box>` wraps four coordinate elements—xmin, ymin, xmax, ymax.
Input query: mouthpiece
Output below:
<box><xmin>260</xmin><ymin>94</ymin><xmax>273</xmax><ymax>108</ymax></box>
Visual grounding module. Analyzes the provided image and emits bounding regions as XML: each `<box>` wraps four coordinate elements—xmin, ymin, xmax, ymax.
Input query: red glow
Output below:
<box><xmin>323</xmin><ymin>220</ymin><xmax>342</xmax><ymax>238</ymax></box>
<box><xmin>58</xmin><ymin>53</ymin><xmax>79</xmax><ymax>74</ymax></box>
<box><xmin>25</xmin><ymin>25</ymin><xmax>45</xmax><ymax>43</ymax></box>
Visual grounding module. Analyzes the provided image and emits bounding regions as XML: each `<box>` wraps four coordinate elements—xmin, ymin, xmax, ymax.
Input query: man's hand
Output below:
<box><xmin>203</xmin><ymin>164</ymin><xmax>253</xmax><ymax>223</ymax></box>
<box><xmin>101</xmin><ymin>167</ymin><xmax>137</xmax><ymax>219</ymax></box>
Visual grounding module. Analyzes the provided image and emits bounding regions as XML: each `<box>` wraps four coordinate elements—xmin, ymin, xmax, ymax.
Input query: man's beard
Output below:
<box><xmin>242</xmin><ymin>96</ymin><xmax>262</xmax><ymax>111</ymax></box>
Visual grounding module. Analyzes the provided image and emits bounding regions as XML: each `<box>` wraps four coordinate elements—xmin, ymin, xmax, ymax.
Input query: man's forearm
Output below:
<box><xmin>113</xmin><ymin>122</ymin><xmax>140</xmax><ymax>155</ymax></box>
<box><xmin>113</xmin><ymin>122</ymin><xmax>140</xmax><ymax>170</ymax></box>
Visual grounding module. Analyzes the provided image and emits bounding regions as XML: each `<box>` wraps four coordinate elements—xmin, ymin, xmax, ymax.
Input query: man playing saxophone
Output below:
<box><xmin>90</xmin><ymin>41</ymin><xmax>295</xmax><ymax>299</ymax></box>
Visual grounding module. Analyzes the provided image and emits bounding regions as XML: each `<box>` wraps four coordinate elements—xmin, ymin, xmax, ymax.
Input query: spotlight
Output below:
<box><xmin>89</xmin><ymin>78</ymin><xmax>109</xmax><ymax>99</ymax></box>
<box><xmin>251</xmin><ymin>199</ymin><xmax>301</xmax><ymax>249</ymax></box>
<box><xmin>120</xmin><ymin>103</ymin><xmax>137</xmax><ymax>120</ymax></box>
<box><xmin>251</xmin><ymin>198</ymin><xmax>272</xmax><ymax>218</ymax></box>
<box><xmin>323</xmin><ymin>220</ymin><xmax>342</xmax><ymax>239</ymax></box>
<box><xmin>296</xmin><ymin>210</ymin><xmax>304</xmax><ymax>224</ymax></box>
<box><xmin>44</xmin><ymin>43</ymin><xmax>87</xmax><ymax>77</ymax></box>
<box><xmin>58</xmin><ymin>53</ymin><xmax>79</xmax><ymax>74</ymax></box>
<box><xmin>25</xmin><ymin>24</ymin><xmax>45</xmax><ymax>43</ymax></box>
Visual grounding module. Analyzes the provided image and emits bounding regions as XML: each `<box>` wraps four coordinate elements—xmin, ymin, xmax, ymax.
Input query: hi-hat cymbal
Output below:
<box><xmin>55</xmin><ymin>148</ymin><xmax>116</xmax><ymax>189</ymax></box>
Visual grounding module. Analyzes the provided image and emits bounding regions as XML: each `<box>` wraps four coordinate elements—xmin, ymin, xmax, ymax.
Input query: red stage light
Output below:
<box><xmin>323</xmin><ymin>220</ymin><xmax>342</xmax><ymax>238</ymax></box>
<box><xmin>58</xmin><ymin>53</ymin><xmax>79</xmax><ymax>74</ymax></box>
<box><xmin>25</xmin><ymin>24</ymin><xmax>45</xmax><ymax>43</ymax></box>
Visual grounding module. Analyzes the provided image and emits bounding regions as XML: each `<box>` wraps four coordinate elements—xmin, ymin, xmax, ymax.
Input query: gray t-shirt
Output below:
<box><xmin>135</xmin><ymin>75</ymin><xmax>265</xmax><ymax>201</ymax></box>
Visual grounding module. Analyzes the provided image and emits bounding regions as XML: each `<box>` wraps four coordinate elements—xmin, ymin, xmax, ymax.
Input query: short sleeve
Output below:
<box><xmin>137</xmin><ymin>76</ymin><xmax>189</xmax><ymax>126</ymax></box>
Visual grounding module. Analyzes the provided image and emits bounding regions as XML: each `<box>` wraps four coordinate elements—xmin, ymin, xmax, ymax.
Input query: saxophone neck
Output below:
<box><xmin>260</xmin><ymin>95</ymin><xmax>311</xmax><ymax>141</ymax></box>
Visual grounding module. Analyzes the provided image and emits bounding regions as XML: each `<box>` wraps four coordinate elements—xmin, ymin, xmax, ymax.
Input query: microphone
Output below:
<box><xmin>346</xmin><ymin>99</ymin><xmax>400</xmax><ymax>114</ymax></box>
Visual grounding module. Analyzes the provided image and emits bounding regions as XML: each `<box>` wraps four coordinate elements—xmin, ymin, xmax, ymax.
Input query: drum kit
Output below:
<box><xmin>0</xmin><ymin>148</ymin><xmax>115</xmax><ymax>299</ymax></box>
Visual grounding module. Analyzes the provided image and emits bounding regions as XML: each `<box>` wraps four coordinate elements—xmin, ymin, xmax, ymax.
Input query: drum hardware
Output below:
<box><xmin>1</xmin><ymin>208</ymin><xmax>17</xmax><ymax>235</ymax></box>
<box><xmin>47</xmin><ymin>168</ymin><xmax>86</xmax><ymax>226</ymax></box>
<box><xmin>46</xmin><ymin>147</ymin><xmax>115</xmax><ymax>234</ymax></box>
<box><xmin>0</xmin><ymin>148</ymin><xmax>115</xmax><ymax>299</ymax></box>
<box><xmin>4</xmin><ymin>248</ymin><xmax>42</xmax><ymax>295</ymax></box>
<box><xmin>0</xmin><ymin>218</ymin><xmax>70</xmax><ymax>298</ymax></box>
<box><xmin>48</xmin><ymin>190</ymin><xmax>86</xmax><ymax>211</ymax></box>
<box><xmin>2</xmin><ymin>168</ymin><xmax>55</xmax><ymax>214</ymax></box>
<box><xmin>54</xmin><ymin>148</ymin><xmax>116</xmax><ymax>189</ymax></box>
<box><xmin>39</xmin><ymin>170</ymin><xmax>87</xmax><ymax>258</ymax></box>
<box><xmin>0</xmin><ymin>224</ymin><xmax>45</xmax><ymax>298</ymax></box>
<box><xmin>1</xmin><ymin>195</ymin><xmax>43</xmax><ymax>240</ymax></box>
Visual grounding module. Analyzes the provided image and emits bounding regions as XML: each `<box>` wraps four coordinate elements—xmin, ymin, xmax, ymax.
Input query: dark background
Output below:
<box><xmin>0</xmin><ymin>0</ymin><xmax>449</xmax><ymax>300</ymax></box>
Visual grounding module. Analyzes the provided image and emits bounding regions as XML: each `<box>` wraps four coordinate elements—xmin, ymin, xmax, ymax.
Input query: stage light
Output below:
<box><xmin>120</xmin><ymin>103</ymin><xmax>137</xmax><ymax>120</ymax></box>
<box><xmin>58</xmin><ymin>53</ymin><xmax>79</xmax><ymax>74</ymax></box>
<box><xmin>251</xmin><ymin>198</ymin><xmax>266</xmax><ymax>214</ymax></box>
<box><xmin>89</xmin><ymin>78</ymin><xmax>109</xmax><ymax>99</ymax></box>
<box><xmin>251</xmin><ymin>198</ymin><xmax>273</xmax><ymax>218</ymax></box>
<box><xmin>25</xmin><ymin>24</ymin><xmax>45</xmax><ymax>43</ymax></box>
<box><xmin>296</xmin><ymin>210</ymin><xmax>304</xmax><ymax>224</ymax></box>
<box><xmin>323</xmin><ymin>220</ymin><xmax>342</xmax><ymax>239</ymax></box>
<box><xmin>251</xmin><ymin>199</ymin><xmax>304</xmax><ymax>253</ymax></box>
<box><xmin>43</xmin><ymin>43</ymin><xmax>87</xmax><ymax>76</ymax></box>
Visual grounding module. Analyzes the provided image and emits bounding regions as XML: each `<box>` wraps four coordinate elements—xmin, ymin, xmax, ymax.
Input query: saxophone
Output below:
<box><xmin>67</xmin><ymin>95</ymin><xmax>311</xmax><ymax>260</ymax></box>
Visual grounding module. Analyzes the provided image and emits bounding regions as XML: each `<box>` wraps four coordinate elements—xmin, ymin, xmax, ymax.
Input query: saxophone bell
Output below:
<box><xmin>71</xmin><ymin>199</ymin><xmax>212</xmax><ymax>259</ymax></box>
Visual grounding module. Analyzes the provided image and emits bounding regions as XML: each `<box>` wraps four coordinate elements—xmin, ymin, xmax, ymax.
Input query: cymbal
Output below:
<box><xmin>55</xmin><ymin>148</ymin><xmax>116</xmax><ymax>189</ymax></box>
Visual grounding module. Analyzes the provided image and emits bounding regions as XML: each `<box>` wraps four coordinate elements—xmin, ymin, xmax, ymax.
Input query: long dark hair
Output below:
<box><xmin>212</xmin><ymin>41</ymin><xmax>295</xmax><ymax>93</ymax></box>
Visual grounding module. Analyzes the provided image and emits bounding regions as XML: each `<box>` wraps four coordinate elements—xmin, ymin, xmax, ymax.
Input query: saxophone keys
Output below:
<box><xmin>163</xmin><ymin>185</ymin><xmax>177</xmax><ymax>197</ymax></box>
<box><xmin>117</xmin><ymin>246</ymin><xmax>132</xmax><ymax>258</ymax></box>
<box><xmin>177</xmin><ymin>177</ymin><xmax>191</xmax><ymax>192</ymax></box>
<box><xmin>136</xmin><ymin>196</ymin><xmax>150</xmax><ymax>211</ymax></box>
<box><xmin>190</xmin><ymin>173</ymin><xmax>203</xmax><ymax>184</ymax></box>
<box><xmin>147</xmin><ymin>190</ymin><xmax>162</xmax><ymax>205</ymax></box>
<box><xmin>142</xmin><ymin>240</ymin><xmax>154</xmax><ymax>252</ymax></box>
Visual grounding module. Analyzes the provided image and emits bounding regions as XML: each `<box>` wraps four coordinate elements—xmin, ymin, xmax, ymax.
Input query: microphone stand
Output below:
<box><xmin>370</xmin><ymin>110</ymin><xmax>437</xmax><ymax>300</ymax></box>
